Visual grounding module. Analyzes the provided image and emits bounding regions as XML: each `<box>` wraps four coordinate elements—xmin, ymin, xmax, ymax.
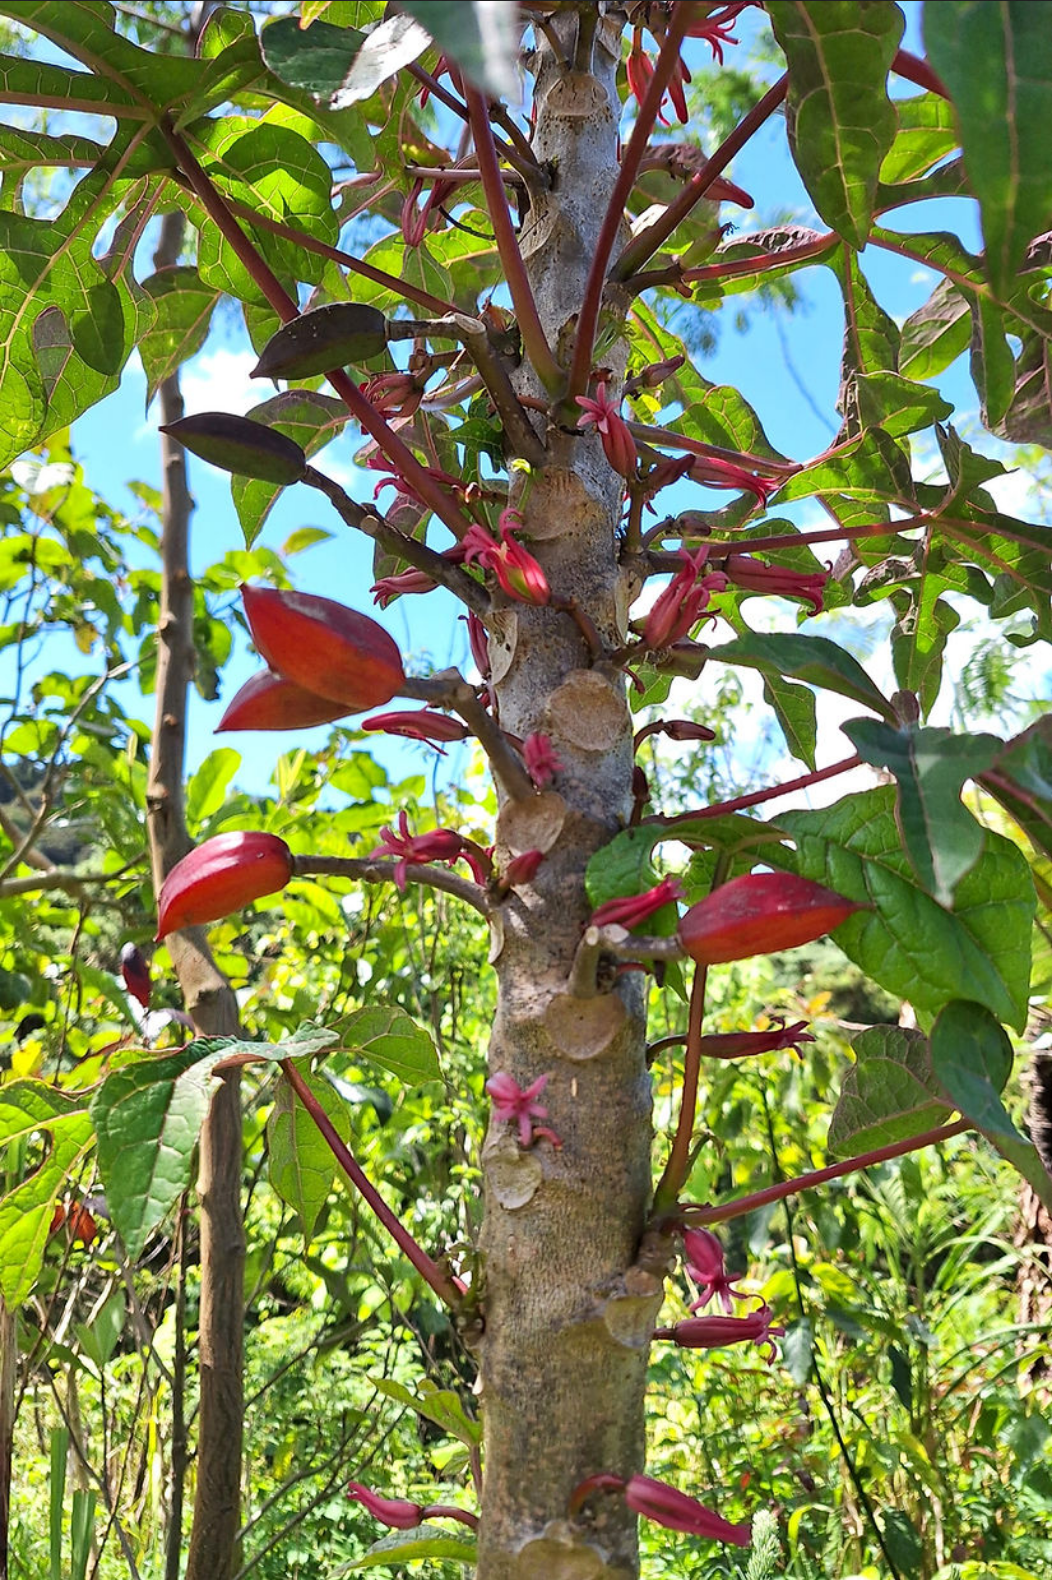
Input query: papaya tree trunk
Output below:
<box><xmin>477</xmin><ymin>19</ymin><xmax>661</xmax><ymax>1577</ymax></box>
<box><xmin>145</xmin><ymin>208</ymin><xmax>245</xmax><ymax>1580</ymax></box>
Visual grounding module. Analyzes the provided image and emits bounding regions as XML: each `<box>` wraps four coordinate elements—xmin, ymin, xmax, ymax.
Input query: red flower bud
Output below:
<box><xmin>216</xmin><ymin>669</ymin><xmax>351</xmax><ymax>733</ymax></box>
<box><xmin>347</xmin><ymin>1482</ymin><xmax>423</xmax><ymax>1530</ymax></box>
<box><xmin>156</xmin><ymin>832</ymin><xmax>294</xmax><ymax>939</ymax></box>
<box><xmin>240</xmin><ymin>585</ymin><xmax>404</xmax><ymax>713</ymax></box>
<box><xmin>503</xmin><ymin>849</ymin><xmax>544</xmax><ymax>887</ymax></box>
<box><xmin>678</xmin><ymin>872</ymin><xmax>862</xmax><ymax>965</ymax></box>
<box><xmin>120</xmin><ymin>942</ymin><xmax>151</xmax><ymax>1010</ymax></box>
<box><xmin>362</xmin><ymin>709</ymin><xmax>470</xmax><ymax>750</ymax></box>
<box><xmin>623</xmin><ymin>1476</ymin><xmax>751</xmax><ymax>1544</ymax></box>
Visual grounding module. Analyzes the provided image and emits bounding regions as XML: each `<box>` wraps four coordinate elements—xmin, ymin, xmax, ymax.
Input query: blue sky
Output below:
<box><xmin>7</xmin><ymin>0</ymin><xmax>1045</xmax><ymax>811</ymax></box>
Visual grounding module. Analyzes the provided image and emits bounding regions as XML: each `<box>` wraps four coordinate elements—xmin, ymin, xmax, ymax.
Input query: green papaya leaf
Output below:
<box><xmin>842</xmin><ymin>720</ymin><xmax>1002</xmax><ymax>905</ymax></box>
<box><xmin>269</xmin><ymin>1068</ymin><xmax>350</xmax><ymax>1240</ymax></box>
<box><xmin>777</xmin><ymin>786</ymin><xmax>1034</xmax><ymax>1028</ymax></box>
<box><xmin>332</xmin><ymin>1524</ymin><xmax>477</xmax><ymax>1572</ymax></box>
<box><xmin>340</xmin><ymin>1005</ymin><xmax>440</xmax><ymax>1085</ymax></box>
<box><xmin>924</xmin><ymin>1</ymin><xmax>1052</xmax><ymax>298</ymax></box>
<box><xmin>768</xmin><ymin>0</ymin><xmax>904</xmax><ymax>248</ymax></box>
<box><xmin>828</xmin><ymin>1025</ymin><xmax>951</xmax><ymax>1154</ymax></box>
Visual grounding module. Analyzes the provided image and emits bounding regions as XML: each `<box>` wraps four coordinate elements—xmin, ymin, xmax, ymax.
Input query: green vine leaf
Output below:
<box><xmin>269</xmin><ymin>1068</ymin><xmax>350</xmax><ymax>1240</ymax></box>
<box><xmin>704</xmin><ymin>631</ymin><xmax>897</xmax><ymax>721</ymax></box>
<box><xmin>90</xmin><ymin>1041</ymin><xmax>235</xmax><ymax>1261</ymax></box>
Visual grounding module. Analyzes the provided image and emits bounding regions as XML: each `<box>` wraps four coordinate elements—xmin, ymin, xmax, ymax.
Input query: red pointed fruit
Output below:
<box><xmin>216</xmin><ymin>669</ymin><xmax>351</xmax><ymax>732</ymax></box>
<box><xmin>156</xmin><ymin>832</ymin><xmax>294</xmax><ymax>939</ymax></box>
<box><xmin>678</xmin><ymin>872</ymin><xmax>863</xmax><ymax>965</ymax></box>
<box><xmin>240</xmin><ymin>585</ymin><xmax>405</xmax><ymax>712</ymax></box>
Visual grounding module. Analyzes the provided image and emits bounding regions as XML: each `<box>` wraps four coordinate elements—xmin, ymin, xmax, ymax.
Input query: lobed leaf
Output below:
<box><xmin>768</xmin><ymin>0</ymin><xmax>904</xmax><ymax>249</ymax></box>
<box><xmin>828</xmin><ymin>1025</ymin><xmax>951</xmax><ymax>1154</ymax></box>
<box><xmin>777</xmin><ymin>786</ymin><xmax>1034</xmax><ymax>1028</ymax></box>
<box><xmin>842</xmin><ymin>719</ymin><xmax>1001</xmax><ymax>905</ymax></box>
<box><xmin>924</xmin><ymin>1</ymin><xmax>1052</xmax><ymax>298</ymax></box>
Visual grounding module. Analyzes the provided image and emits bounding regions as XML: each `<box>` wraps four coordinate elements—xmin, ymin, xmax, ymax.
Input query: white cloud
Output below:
<box><xmin>179</xmin><ymin>347</ymin><xmax>262</xmax><ymax>418</ymax></box>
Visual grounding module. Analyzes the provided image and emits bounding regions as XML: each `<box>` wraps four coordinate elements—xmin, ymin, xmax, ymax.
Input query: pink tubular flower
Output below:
<box><xmin>372</xmin><ymin>545</ymin><xmax>467</xmax><ymax>609</ymax></box>
<box><xmin>575</xmin><ymin>382</ymin><xmax>638</xmax><ymax>479</ymax></box>
<box><xmin>522</xmin><ymin>732</ymin><xmax>563</xmax><ymax>788</ymax></box>
<box><xmin>642</xmin><ymin>548</ymin><xmax>728</xmax><ymax>649</ymax></box>
<box><xmin>347</xmin><ymin>1483</ymin><xmax>423</xmax><ymax>1530</ymax></box>
<box><xmin>623</xmin><ymin>1475</ymin><xmax>751</xmax><ymax>1545</ymax></box>
<box><xmin>362</xmin><ymin>709</ymin><xmax>470</xmax><ymax>752</ymax></box>
<box><xmin>372</xmin><ymin>567</ymin><xmax>438</xmax><ymax>605</ymax></box>
<box><xmin>591</xmin><ymin>876</ymin><xmax>684</xmax><ymax>932</ymax></box>
<box><xmin>370</xmin><ymin>810</ymin><xmax>465</xmax><ymax>891</ymax></box>
<box><xmin>464</xmin><ymin>610</ymin><xmax>491</xmax><ymax>679</ymax></box>
<box><xmin>682</xmin><ymin>1227</ymin><xmax>752</xmax><ymax>1315</ymax></box>
<box><xmin>359</xmin><ymin>372</ymin><xmax>423</xmax><ymax>420</ymax></box>
<box><xmin>686</xmin><ymin>3</ymin><xmax>749</xmax><ymax>64</ymax></box>
<box><xmin>699</xmin><ymin>1019</ymin><xmax>815</xmax><ymax>1061</ymax></box>
<box><xmin>462</xmin><ymin>511</ymin><xmax>550</xmax><ymax>606</ymax></box>
<box><xmin>724</xmin><ymin>553</ymin><xmax>828</xmax><ymax>616</ymax></box>
<box><xmin>626</xmin><ymin>29</ymin><xmax>691</xmax><ymax>125</ymax></box>
<box><xmin>486</xmin><ymin>1071</ymin><xmax>561</xmax><ymax>1148</ymax></box>
<box><xmin>689</xmin><ymin>455</ymin><xmax>778</xmax><ymax>504</ymax></box>
<box><xmin>654</xmin><ymin>1304</ymin><xmax>785</xmax><ymax>1364</ymax></box>
<box><xmin>400</xmin><ymin>173</ymin><xmax>459</xmax><ymax>246</ymax></box>
<box><xmin>503</xmin><ymin>849</ymin><xmax>544</xmax><ymax>887</ymax></box>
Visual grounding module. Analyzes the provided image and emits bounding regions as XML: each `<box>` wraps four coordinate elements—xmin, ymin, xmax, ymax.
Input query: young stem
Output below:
<box><xmin>400</xmin><ymin>671</ymin><xmax>537</xmax><ymax>801</ymax></box>
<box><xmin>567</xmin><ymin>1</ymin><xmax>694</xmax><ymax>400</ymax></box>
<box><xmin>650</xmin><ymin>754</ymin><xmax>862</xmax><ymax>827</ymax></box>
<box><xmin>653</xmin><ymin>514</ymin><xmax>929</xmax><ymax>557</ymax></box>
<box><xmin>292</xmin><ymin>855</ymin><xmax>491</xmax><ymax>917</ymax></box>
<box><xmin>651</xmin><ymin>964</ymin><xmax>709</xmax><ymax>1214</ymax></box>
<box><xmin>162</xmin><ymin>121</ymin><xmax>475</xmax><ymax>544</ymax></box>
<box><xmin>301</xmin><ymin>468</ymin><xmax>490</xmax><ymax>615</ymax></box>
<box><xmin>280</xmin><ymin>1058</ymin><xmax>463</xmax><ymax>1308</ymax></box>
<box><xmin>679</xmin><ymin>1120</ymin><xmax>971</xmax><ymax>1227</ymax></box>
<box><xmin>464</xmin><ymin>87</ymin><xmax>563</xmax><ymax>394</ymax></box>
<box><xmin>612</xmin><ymin>75</ymin><xmax>789</xmax><ymax>283</ymax></box>
<box><xmin>628</xmin><ymin>229</ymin><xmax>836</xmax><ymax>293</ymax></box>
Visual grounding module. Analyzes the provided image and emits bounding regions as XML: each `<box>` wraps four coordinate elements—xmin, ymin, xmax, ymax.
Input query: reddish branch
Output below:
<box><xmin>568</xmin><ymin>1</ymin><xmax>695</xmax><ymax>399</ymax></box>
<box><xmin>612</xmin><ymin>74</ymin><xmax>790</xmax><ymax>284</ymax></box>
<box><xmin>679</xmin><ymin>1120</ymin><xmax>971</xmax><ymax>1227</ymax></box>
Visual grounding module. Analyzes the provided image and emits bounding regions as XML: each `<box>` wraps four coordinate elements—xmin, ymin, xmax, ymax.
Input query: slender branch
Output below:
<box><xmin>217</xmin><ymin>189</ymin><xmax>458</xmax><ymax>315</ymax></box>
<box><xmin>891</xmin><ymin>47</ymin><xmax>949</xmax><ymax>100</ymax></box>
<box><xmin>398</xmin><ymin>671</ymin><xmax>537</xmax><ymax>801</ymax></box>
<box><xmin>652</xmin><ymin>965</ymin><xmax>708</xmax><ymax>1214</ymax></box>
<box><xmin>650</xmin><ymin>754</ymin><xmax>863</xmax><ymax>828</ymax></box>
<box><xmin>301</xmin><ymin>468</ymin><xmax>490</xmax><ymax>615</ymax></box>
<box><xmin>648</xmin><ymin>513</ymin><xmax>930</xmax><ymax>556</ymax></box>
<box><xmin>678</xmin><ymin>1120</ymin><xmax>971</xmax><ymax>1227</ymax></box>
<box><xmin>292</xmin><ymin>855</ymin><xmax>491</xmax><ymax>917</ymax></box>
<box><xmin>628</xmin><ymin>228</ymin><xmax>836</xmax><ymax>293</ymax></box>
<box><xmin>404</xmin><ymin>60</ymin><xmax>542</xmax><ymax>186</ymax></box>
<box><xmin>162</xmin><ymin>123</ymin><xmax>475</xmax><ymax>543</ymax></box>
<box><xmin>594</xmin><ymin>926</ymin><xmax>686</xmax><ymax>963</ymax></box>
<box><xmin>0</xmin><ymin>866</ymin><xmax>141</xmax><ymax>901</ymax></box>
<box><xmin>566</xmin><ymin>1</ymin><xmax>695</xmax><ymax>400</ymax></box>
<box><xmin>280</xmin><ymin>1058</ymin><xmax>463</xmax><ymax>1308</ymax></box>
<box><xmin>628</xmin><ymin>421</ymin><xmax>799</xmax><ymax>475</ymax></box>
<box><xmin>464</xmin><ymin>87</ymin><xmax>563</xmax><ymax>393</ymax></box>
<box><xmin>449</xmin><ymin>317</ymin><xmax>548</xmax><ymax>465</ymax></box>
<box><xmin>612</xmin><ymin>74</ymin><xmax>789</xmax><ymax>284</ymax></box>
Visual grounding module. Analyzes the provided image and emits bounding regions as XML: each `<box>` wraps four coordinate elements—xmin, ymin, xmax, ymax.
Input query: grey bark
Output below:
<box><xmin>477</xmin><ymin>16</ymin><xmax>662</xmax><ymax>1578</ymax></box>
<box><xmin>146</xmin><ymin>209</ymin><xmax>245</xmax><ymax>1580</ymax></box>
